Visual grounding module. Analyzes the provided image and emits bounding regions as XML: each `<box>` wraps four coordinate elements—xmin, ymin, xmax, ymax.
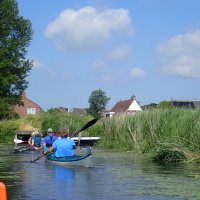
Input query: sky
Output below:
<box><xmin>17</xmin><ymin>0</ymin><xmax>200</xmax><ymax>111</ymax></box>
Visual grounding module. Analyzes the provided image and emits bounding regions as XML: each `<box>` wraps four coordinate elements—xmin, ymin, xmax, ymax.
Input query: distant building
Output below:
<box><xmin>104</xmin><ymin>95</ymin><xmax>142</xmax><ymax>118</ymax></box>
<box><xmin>58</xmin><ymin>107</ymin><xmax>86</xmax><ymax>116</ymax></box>
<box><xmin>14</xmin><ymin>92</ymin><xmax>43</xmax><ymax>117</ymax></box>
<box><xmin>58</xmin><ymin>107</ymin><xmax>72</xmax><ymax>113</ymax></box>
<box><xmin>170</xmin><ymin>100</ymin><xmax>200</xmax><ymax>109</ymax></box>
<box><xmin>72</xmin><ymin>108</ymin><xmax>87</xmax><ymax>116</ymax></box>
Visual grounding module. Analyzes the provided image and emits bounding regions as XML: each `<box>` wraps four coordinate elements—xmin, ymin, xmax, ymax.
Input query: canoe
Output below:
<box><xmin>14</xmin><ymin>146</ymin><xmax>41</xmax><ymax>154</ymax></box>
<box><xmin>45</xmin><ymin>147</ymin><xmax>92</xmax><ymax>168</ymax></box>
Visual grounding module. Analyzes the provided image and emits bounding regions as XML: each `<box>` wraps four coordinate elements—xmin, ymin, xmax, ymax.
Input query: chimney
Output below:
<box><xmin>131</xmin><ymin>95</ymin><xmax>136</xmax><ymax>100</ymax></box>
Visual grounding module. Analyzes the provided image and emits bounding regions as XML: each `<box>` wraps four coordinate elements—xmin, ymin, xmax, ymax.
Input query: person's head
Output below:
<box><xmin>34</xmin><ymin>131</ymin><xmax>40</xmax><ymax>136</ymax></box>
<box><xmin>59</xmin><ymin>128</ymin><xmax>69</xmax><ymax>138</ymax></box>
<box><xmin>47</xmin><ymin>128</ymin><xmax>53</xmax><ymax>134</ymax></box>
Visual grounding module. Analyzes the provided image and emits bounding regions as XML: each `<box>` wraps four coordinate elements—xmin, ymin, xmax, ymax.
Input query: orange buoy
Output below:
<box><xmin>0</xmin><ymin>182</ymin><xmax>7</xmax><ymax>200</ymax></box>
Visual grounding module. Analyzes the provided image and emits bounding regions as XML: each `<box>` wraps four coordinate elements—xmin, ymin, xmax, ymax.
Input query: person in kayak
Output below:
<box><xmin>28</xmin><ymin>131</ymin><xmax>35</xmax><ymax>148</ymax></box>
<box><xmin>43</xmin><ymin>128</ymin><xmax>58</xmax><ymax>148</ymax></box>
<box><xmin>32</xmin><ymin>131</ymin><xmax>42</xmax><ymax>149</ymax></box>
<box><xmin>44</xmin><ymin>128</ymin><xmax>76</xmax><ymax>157</ymax></box>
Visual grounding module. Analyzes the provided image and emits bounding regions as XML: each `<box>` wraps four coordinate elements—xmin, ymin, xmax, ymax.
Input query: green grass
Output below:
<box><xmin>96</xmin><ymin>108</ymin><xmax>200</xmax><ymax>163</ymax></box>
<box><xmin>1</xmin><ymin>108</ymin><xmax>200</xmax><ymax>163</ymax></box>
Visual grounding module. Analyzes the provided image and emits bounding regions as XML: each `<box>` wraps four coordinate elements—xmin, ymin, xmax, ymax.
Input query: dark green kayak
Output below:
<box><xmin>45</xmin><ymin>147</ymin><xmax>92</xmax><ymax>168</ymax></box>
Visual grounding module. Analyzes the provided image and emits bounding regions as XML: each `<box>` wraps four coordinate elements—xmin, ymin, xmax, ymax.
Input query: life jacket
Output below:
<box><xmin>45</xmin><ymin>135</ymin><xmax>53</xmax><ymax>147</ymax></box>
<box><xmin>45</xmin><ymin>134</ymin><xmax>58</xmax><ymax>147</ymax></box>
<box><xmin>33</xmin><ymin>136</ymin><xmax>41</xmax><ymax>147</ymax></box>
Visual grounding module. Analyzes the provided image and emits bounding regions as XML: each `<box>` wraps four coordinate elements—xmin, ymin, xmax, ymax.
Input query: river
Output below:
<box><xmin>0</xmin><ymin>144</ymin><xmax>200</xmax><ymax>200</ymax></box>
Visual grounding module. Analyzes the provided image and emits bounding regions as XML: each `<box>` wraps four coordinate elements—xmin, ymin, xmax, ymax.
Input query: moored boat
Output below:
<box><xmin>45</xmin><ymin>147</ymin><xmax>92</xmax><ymax>168</ymax></box>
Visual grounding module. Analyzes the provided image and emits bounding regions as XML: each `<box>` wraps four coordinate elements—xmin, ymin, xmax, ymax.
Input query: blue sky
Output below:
<box><xmin>17</xmin><ymin>0</ymin><xmax>200</xmax><ymax>111</ymax></box>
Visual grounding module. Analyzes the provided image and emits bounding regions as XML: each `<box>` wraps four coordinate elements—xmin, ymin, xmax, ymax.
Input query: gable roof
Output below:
<box><xmin>21</xmin><ymin>92</ymin><xmax>43</xmax><ymax>110</ymax></box>
<box><xmin>111</xmin><ymin>95</ymin><xmax>142</xmax><ymax>114</ymax></box>
<box><xmin>111</xmin><ymin>99</ymin><xmax>133</xmax><ymax>113</ymax></box>
<box><xmin>14</xmin><ymin>92</ymin><xmax>44</xmax><ymax>117</ymax></box>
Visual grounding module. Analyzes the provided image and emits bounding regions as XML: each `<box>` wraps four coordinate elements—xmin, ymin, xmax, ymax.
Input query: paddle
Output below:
<box><xmin>71</xmin><ymin>118</ymin><xmax>98</xmax><ymax>137</ymax></box>
<box><xmin>31</xmin><ymin>118</ymin><xmax>98</xmax><ymax>163</ymax></box>
<box><xmin>31</xmin><ymin>153</ymin><xmax>46</xmax><ymax>163</ymax></box>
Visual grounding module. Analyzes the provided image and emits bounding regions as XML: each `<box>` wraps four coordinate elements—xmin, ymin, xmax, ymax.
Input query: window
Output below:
<box><xmin>27</xmin><ymin>108</ymin><xmax>36</xmax><ymax>115</ymax></box>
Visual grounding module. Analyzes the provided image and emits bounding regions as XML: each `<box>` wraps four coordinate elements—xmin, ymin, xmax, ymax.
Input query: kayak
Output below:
<box><xmin>45</xmin><ymin>147</ymin><xmax>92</xmax><ymax>168</ymax></box>
<box><xmin>14</xmin><ymin>145</ymin><xmax>42</xmax><ymax>154</ymax></box>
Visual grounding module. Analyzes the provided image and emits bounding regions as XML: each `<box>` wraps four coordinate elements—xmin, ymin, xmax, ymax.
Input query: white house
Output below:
<box><xmin>104</xmin><ymin>95</ymin><xmax>142</xmax><ymax>118</ymax></box>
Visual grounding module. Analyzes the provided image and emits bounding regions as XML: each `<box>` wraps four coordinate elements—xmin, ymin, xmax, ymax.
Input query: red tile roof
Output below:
<box><xmin>111</xmin><ymin>98</ymin><xmax>134</xmax><ymax>113</ymax></box>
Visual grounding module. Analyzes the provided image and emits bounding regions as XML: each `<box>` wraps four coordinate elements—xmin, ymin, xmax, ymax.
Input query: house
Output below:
<box><xmin>72</xmin><ymin>108</ymin><xmax>87</xmax><ymax>116</ymax></box>
<box><xmin>104</xmin><ymin>95</ymin><xmax>142</xmax><ymax>118</ymax></box>
<box><xmin>14</xmin><ymin>92</ymin><xmax>43</xmax><ymax>117</ymax></box>
<box><xmin>58</xmin><ymin>107</ymin><xmax>86</xmax><ymax>115</ymax></box>
<box><xmin>58</xmin><ymin>107</ymin><xmax>73</xmax><ymax>113</ymax></box>
<box><xmin>170</xmin><ymin>100</ymin><xmax>200</xmax><ymax>109</ymax></box>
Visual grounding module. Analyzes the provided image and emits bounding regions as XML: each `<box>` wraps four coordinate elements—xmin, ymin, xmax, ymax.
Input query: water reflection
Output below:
<box><xmin>1</xmin><ymin>145</ymin><xmax>200</xmax><ymax>199</ymax></box>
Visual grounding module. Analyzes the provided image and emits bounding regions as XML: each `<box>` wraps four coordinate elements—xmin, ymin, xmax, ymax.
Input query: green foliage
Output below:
<box><xmin>95</xmin><ymin>108</ymin><xmax>200</xmax><ymax>163</ymax></box>
<box><xmin>0</xmin><ymin>0</ymin><xmax>33</xmax><ymax>120</ymax></box>
<box><xmin>142</xmin><ymin>103</ymin><xmax>158</xmax><ymax>110</ymax></box>
<box><xmin>1</xmin><ymin>108</ymin><xmax>200</xmax><ymax>163</ymax></box>
<box><xmin>87</xmin><ymin>89</ymin><xmax>110</xmax><ymax>119</ymax></box>
<box><xmin>158</xmin><ymin>101</ymin><xmax>171</xmax><ymax>108</ymax></box>
<box><xmin>0</xmin><ymin>99</ymin><xmax>19</xmax><ymax>120</ymax></box>
<box><xmin>40</xmin><ymin>111</ymin><xmax>93</xmax><ymax>137</ymax></box>
<box><xmin>0</xmin><ymin>120</ymin><xmax>18</xmax><ymax>143</ymax></box>
<box><xmin>46</xmin><ymin>108</ymin><xmax>63</xmax><ymax>114</ymax></box>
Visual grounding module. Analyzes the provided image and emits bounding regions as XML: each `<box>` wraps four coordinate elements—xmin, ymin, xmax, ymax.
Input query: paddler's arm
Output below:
<box><xmin>44</xmin><ymin>146</ymin><xmax>54</xmax><ymax>154</ymax></box>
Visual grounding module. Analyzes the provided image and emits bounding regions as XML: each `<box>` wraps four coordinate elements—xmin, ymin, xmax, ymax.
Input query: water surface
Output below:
<box><xmin>0</xmin><ymin>144</ymin><xmax>200</xmax><ymax>200</ymax></box>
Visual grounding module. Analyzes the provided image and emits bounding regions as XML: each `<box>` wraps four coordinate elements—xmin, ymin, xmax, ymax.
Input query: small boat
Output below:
<box><xmin>45</xmin><ymin>147</ymin><xmax>92</xmax><ymax>168</ymax></box>
<box><xmin>13</xmin><ymin>145</ymin><xmax>41</xmax><ymax>154</ymax></box>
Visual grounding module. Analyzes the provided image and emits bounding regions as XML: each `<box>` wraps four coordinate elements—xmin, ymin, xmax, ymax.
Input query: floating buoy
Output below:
<box><xmin>0</xmin><ymin>182</ymin><xmax>7</xmax><ymax>200</ymax></box>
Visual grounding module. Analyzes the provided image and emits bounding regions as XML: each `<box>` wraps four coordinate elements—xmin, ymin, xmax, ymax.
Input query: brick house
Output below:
<box><xmin>104</xmin><ymin>95</ymin><xmax>142</xmax><ymax>118</ymax></box>
<box><xmin>14</xmin><ymin>92</ymin><xmax>43</xmax><ymax>117</ymax></box>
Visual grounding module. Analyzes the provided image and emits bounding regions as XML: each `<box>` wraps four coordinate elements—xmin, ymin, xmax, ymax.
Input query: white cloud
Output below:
<box><xmin>33</xmin><ymin>59</ymin><xmax>45</xmax><ymax>69</ymax></box>
<box><xmin>44</xmin><ymin>6</ymin><xmax>132</xmax><ymax>50</ymax></box>
<box><xmin>157</xmin><ymin>29</ymin><xmax>200</xmax><ymax>78</ymax></box>
<box><xmin>131</xmin><ymin>67</ymin><xmax>145</xmax><ymax>77</ymax></box>
<box><xmin>108</xmin><ymin>45</ymin><xmax>131</xmax><ymax>60</ymax></box>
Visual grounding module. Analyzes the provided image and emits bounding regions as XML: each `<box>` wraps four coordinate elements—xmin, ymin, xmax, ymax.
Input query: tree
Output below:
<box><xmin>158</xmin><ymin>101</ymin><xmax>171</xmax><ymax>108</ymax></box>
<box><xmin>87</xmin><ymin>89</ymin><xmax>110</xmax><ymax>119</ymax></box>
<box><xmin>0</xmin><ymin>0</ymin><xmax>33</xmax><ymax>120</ymax></box>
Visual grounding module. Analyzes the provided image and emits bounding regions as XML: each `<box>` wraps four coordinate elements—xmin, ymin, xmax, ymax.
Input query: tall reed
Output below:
<box><xmin>97</xmin><ymin>108</ymin><xmax>200</xmax><ymax>162</ymax></box>
<box><xmin>1</xmin><ymin>108</ymin><xmax>200</xmax><ymax>163</ymax></box>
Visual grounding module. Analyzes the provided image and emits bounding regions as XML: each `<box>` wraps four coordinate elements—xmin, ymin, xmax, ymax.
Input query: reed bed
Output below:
<box><xmin>97</xmin><ymin>108</ymin><xmax>200</xmax><ymax>163</ymax></box>
<box><xmin>1</xmin><ymin>108</ymin><xmax>200</xmax><ymax>163</ymax></box>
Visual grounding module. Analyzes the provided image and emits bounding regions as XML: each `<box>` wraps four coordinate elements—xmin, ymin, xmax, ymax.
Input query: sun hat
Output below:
<box><xmin>34</xmin><ymin>131</ymin><xmax>40</xmax><ymax>136</ymax></box>
<box><xmin>47</xmin><ymin>128</ymin><xmax>53</xmax><ymax>132</ymax></box>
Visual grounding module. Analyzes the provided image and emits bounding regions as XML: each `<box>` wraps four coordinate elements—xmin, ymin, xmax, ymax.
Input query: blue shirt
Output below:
<box><xmin>44</xmin><ymin>133</ymin><xmax>58</xmax><ymax>147</ymax></box>
<box><xmin>52</xmin><ymin>138</ymin><xmax>75</xmax><ymax>157</ymax></box>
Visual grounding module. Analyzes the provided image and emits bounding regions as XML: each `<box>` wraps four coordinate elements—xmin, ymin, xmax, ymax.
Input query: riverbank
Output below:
<box><xmin>1</xmin><ymin>108</ymin><xmax>200</xmax><ymax>163</ymax></box>
<box><xmin>98</xmin><ymin>108</ymin><xmax>200</xmax><ymax>163</ymax></box>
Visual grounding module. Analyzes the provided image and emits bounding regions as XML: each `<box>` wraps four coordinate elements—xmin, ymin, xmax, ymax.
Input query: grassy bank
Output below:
<box><xmin>1</xmin><ymin>108</ymin><xmax>200</xmax><ymax>163</ymax></box>
<box><xmin>97</xmin><ymin>108</ymin><xmax>200</xmax><ymax>163</ymax></box>
<box><xmin>0</xmin><ymin>111</ymin><xmax>99</xmax><ymax>144</ymax></box>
